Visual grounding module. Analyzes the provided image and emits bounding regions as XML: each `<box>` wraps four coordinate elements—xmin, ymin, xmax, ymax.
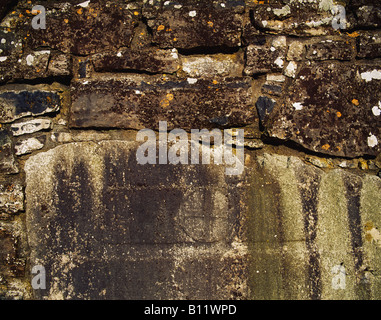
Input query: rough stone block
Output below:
<box><xmin>92</xmin><ymin>48</ymin><xmax>180</xmax><ymax>74</ymax></box>
<box><xmin>267</xmin><ymin>62</ymin><xmax>381</xmax><ymax>157</ymax></box>
<box><xmin>143</xmin><ymin>0</ymin><xmax>244</xmax><ymax>49</ymax></box>
<box><xmin>15</xmin><ymin>136</ymin><xmax>45</xmax><ymax>156</ymax></box>
<box><xmin>25</xmin><ymin>141</ymin><xmax>246</xmax><ymax>299</ymax></box>
<box><xmin>244</xmin><ymin>37</ymin><xmax>286</xmax><ymax>75</ymax></box>
<box><xmin>0</xmin><ymin>84</ymin><xmax>63</xmax><ymax>123</ymax></box>
<box><xmin>180</xmin><ymin>53</ymin><xmax>243</xmax><ymax>78</ymax></box>
<box><xmin>24</xmin><ymin>0</ymin><xmax>139</xmax><ymax>55</ymax></box>
<box><xmin>0</xmin><ymin>184</ymin><xmax>24</xmax><ymax>215</ymax></box>
<box><xmin>70</xmin><ymin>75</ymin><xmax>256</xmax><ymax>131</ymax></box>
<box><xmin>11</xmin><ymin>119</ymin><xmax>52</xmax><ymax>136</ymax></box>
<box><xmin>306</xmin><ymin>40</ymin><xmax>355</xmax><ymax>61</ymax></box>
<box><xmin>247</xmin><ymin>153</ymin><xmax>381</xmax><ymax>299</ymax></box>
<box><xmin>0</xmin><ymin>130</ymin><xmax>18</xmax><ymax>174</ymax></box>
<box><xmin>357</xmin><ymin>31</ymin><xmax>381</xmax><ymax>59</ymax></box>
<box><xmin>250</xmin><ymin>1</ymin><xmax>340</xmax><ymax>35</ymax></box>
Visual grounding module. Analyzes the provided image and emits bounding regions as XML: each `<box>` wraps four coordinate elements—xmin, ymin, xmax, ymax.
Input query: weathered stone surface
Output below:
<box><xmin>11</xmin><ymin>119</ymin><xmax>52</xmax><ymax>136</ymax></box>
<box><xmin>287</xmin><ymin>40</ymin><xmax>306</xmax><ymax>61</ymax></box>
<box><xmin>143</xmin><ymin>0</ymin><xmax>244</xmax><ymax>49</ymax></box>
<box><xmin>305</xmin><ymin>39</ymin><xmax>355</xmax><ymax>61</ymax></box>
<box><xmin>0</xmin><ymin>184</ymin><xmax>24</xmax><ymax>216</ymax></box>
<box><xmin>24</xmin><ymin>0</ymin><xmax>139</xmax><ymax>55</ymax></box>
<box><xmin>180</xmin><ymin>53</ymin><xmax>243</xmax><ymax>78</ymax></box>
<box><xmin>267</xmin><ymin>62</ymin><xmax>381</xmax><ymax>157</ymax></box>
<box><xmin>25</xmin><ymin>141</ymin><xmax>246</xmax><ymax>299</ymax></box>
<box><xmin>244</xmin><ymin>36</ymin><xmax>286</xmax><ymax>75</ymax></box>
<box><xmin>357</xmin><ymin>31</ymin><xmax>381</xmax><ymax>59</ymax></box>
<box><xmin>0</xmin><ymin>130</ymin><xmax>18</xmax><ymax>174</ymax></box>
<box><xmin>0</xmin><ymin>84</ymin><xmax>64</xmax><ymax>123</ymax></box>
<box><xmin>250</xmin><ymin>1</ymin><xmax>341</xmax><ymax>35</ymax></box>
<box><xmin>0</xmin><ymin>0</ymin><xmax>15</xmax><ymax>21</ymax></box>
<box><xmin>92</xmin><ymin>48</ymin><xmax>180</xmax><ymax>74</ymax></box>
<box><xmin>15</xmin><ymin>136</ymin><xmax>45</xmax><ymax>155</ymax></box>
<box><xmin>0</xmin><ymin>227</ymin><xmax>25</xmax><ymax>279</ymax></box>
<box><xmin>349</xmin><ymin>5</ymin><xmax>381</xmax><ymax>29</ymax></box>
<box><xmin>246</xmin><ymin>153</ymin><xmax>381</xmax><ymax>300</ymax></box>
<box><xmin>70</xmin><ymin>75</ymin><xmax>256</xmax><ymax>130</ymax></box>
<box><xmin>0</xmin><ymin>49</ymin><xmax>72</xmax><ymax>83</ymax></box>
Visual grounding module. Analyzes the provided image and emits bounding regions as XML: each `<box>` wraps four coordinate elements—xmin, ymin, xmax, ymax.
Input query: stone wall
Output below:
<box><xmin>0</xmin><ymin>0</ymin><xmax>380</xmax><ymax>300</ymax></box>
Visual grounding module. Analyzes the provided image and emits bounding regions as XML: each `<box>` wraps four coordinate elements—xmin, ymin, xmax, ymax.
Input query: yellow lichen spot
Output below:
<box><xmin>166</xmin><ymin>93</ymin><xmax>174</xmax><ymax>101</ymax></box>
<box><xmin>134</xmin><ymin>11</ymin><xmax>139</xmax><ymax>16</ymax></box>
<box><xmin>157</xmin><ymin>25</ymin><xmax>165</xmax><ymax>31</ymax></box>
<box><xmin>26</xmin><ymin>10</ymin><xmax>30</xmax><ymax>14</ymax></box>
<box><xmin>337</xmin><ymin>111</ymin><xmax>342</xmax><ymax>118</ymax></box>
<box><xmin>19</xmin><ymin>13</ymin><xmax>23</xmax><ymax>18</ymax></box>
<box><xmin>212</xmin><ymin>80</ymin><xmax>218</xmax><ymax>85</ymax></box>
<box><xmin>347</xmin><ymin>31</ymin><xmax>360</xmax><ymax>38</ymax></box>
<box><xmin>77</xmin><ymin>8</ymin><xmax>83</xmax><ymax>15</ymax></box>
<box><xmin>365</xmin><ymin>221</ymin><xmax>374</xmax><ymax>232</ymax></box>
<box><xmin>207</xmin><ymin>21</ymin><xmax>214</xmax><ymax>28</ymax></box>
<box><xmin>173</xmin><ymin>38</ymin><xmax>177</xmax><ymax>42</ymax></box>
<box><xmin>352</xmin><ymin>99</ymin><xmax>359</xmax><ymax>106</ymax></box>
<box><xmin>36</xmin><ymin>68</ymin><xmax>40</xmax><ymax>73</ymax></box>
<box><xmin>64</xmin><ymin>19</ymin><xmax>69</xmax><ymax>24</ymax></box>
<box><xmin>322</xmin><ymin>144</ymin><xmax>330</xmax><ymax>151</ymax></box>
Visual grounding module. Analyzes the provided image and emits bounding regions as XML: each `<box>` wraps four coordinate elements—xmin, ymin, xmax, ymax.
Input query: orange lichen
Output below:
<box><xmin>337</xmin><ymin>111</ymin><xmax>342</xmax><ymax>118</ymax></box>
<box><xmin>322</xmin><ymin>144</ymin><xmax>330</xmax><ymax>151</ymax></box>
<box><xmin>352</xmin><ymin>99</ymin><xmax>359</xmax><ymax>106</ymax></box>
<box><xmin>157</xmin><ymin>25</ymin><xmax>165</xmax><ymax>31</ymax></box>
<box><xmin>77</xmin><ymin>8</ymin><xmax>83</xmax><ymax>15</ymax></box>
<box><xmin>347</xmin><ymin>31</ymin><xmax>359</xmax><ymax>38</ymax></box>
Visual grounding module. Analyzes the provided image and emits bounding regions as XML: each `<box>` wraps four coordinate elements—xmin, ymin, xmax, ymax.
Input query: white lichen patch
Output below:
<box><xmin>367</xmin><ymin>134</ymin><xmax>378</xmax><ymax>148</ymax></box>
<box><xmin>293</xmin><ymin>102</ymin><xmax>303</xmax><ymax>110</ymax></box>
<box><xmin>361</xmin><ymin>70</ymin><xmax>381</xmax><ymax>82</ymax></box>
<box><xmin>187</xmin><ymin>78</ymin><xmax>198</xmax><ymax>84</ymax></box>
<box><xmin>0</xmin><ymin>56</ymin><xmax>7</xmax><ymax>62</ymax></box>
<box><xmin>77</xmin><ymin>0</ymin><xmax>90</xmax><ymax>8</ymax></box>
<box><xmin>189</xmin><ymin>10</ymin><xmax>197</xmax><ymax>17</ymax></box>
<box><xmin>372</xmin><ymin>102</ymin><xmax>381</xmax><ymax>116</ymax></box>
<box><xmin>26</xmin><ymin>54</ymin><xmax>35</xmax><ymax>66</ymax></box>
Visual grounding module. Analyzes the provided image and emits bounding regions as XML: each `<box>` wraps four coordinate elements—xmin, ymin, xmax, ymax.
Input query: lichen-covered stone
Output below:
<box><xmin>267</xmin><ymin>62</ymin><xmax>381</xmax><ymax>157</ymax></box>
<box><xmin>143</xmin><ymin>0</ymin><xmax>244</xmax><ymax>49</ymax></box>
<box><xmin>357</xmin><ymin>31</ymin><xmax>381</xmax><ymax>59</ymax></box>
<box><xmin>70</xmin><ymin>75</ymin><xmax>256</xmax><ymax>131</ymax></box>
<box><xmin>250</xmin><ymin>1</ymin><xmax>340</xmax><ymax>36</ymax></box>
<box><xmin>92</xmin><ymin>48</ymin><xmax>180</xmax><ymax>74</ymax></box>
<box><xmin>180</xmin><ymin>53</ymin><xmax>243</xmax><ymax>78</ymax></box>
<box><xmin>11</xmin><ymin>119</ymin><xmax>52</xmax><ymax>136</ymax></box>
<box><xmin>14</xmin><ymin>136</ymin><xmax>46</xmax><ymax>155</ymax></box>
<box><xmin>305</xmin><ymin>39</ymin><xmax>355</xmax><ymax>61</ymax></box>
<box><xmin>244</xmin><ymin>36</ymin><xmax>286</xmax><ymax>75</ymax></box>
<box><xmin>0</xmin><ymin>184</ymin><xmax>24</xmax><ymax>217</ymax></box>
<box><xmin>23</xmin><ymin>0</ymin><xmax>139</xmax><ymax>55</ymax></box>
<box><xmin>0</xmin><ymin>130</ymin><xmax>18</xmax><ymax>174</ymax></box>
<box><xmin>0</xmin><ymin>84</ymin><xmax>64</xmax><ymax>123</ymax></box>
